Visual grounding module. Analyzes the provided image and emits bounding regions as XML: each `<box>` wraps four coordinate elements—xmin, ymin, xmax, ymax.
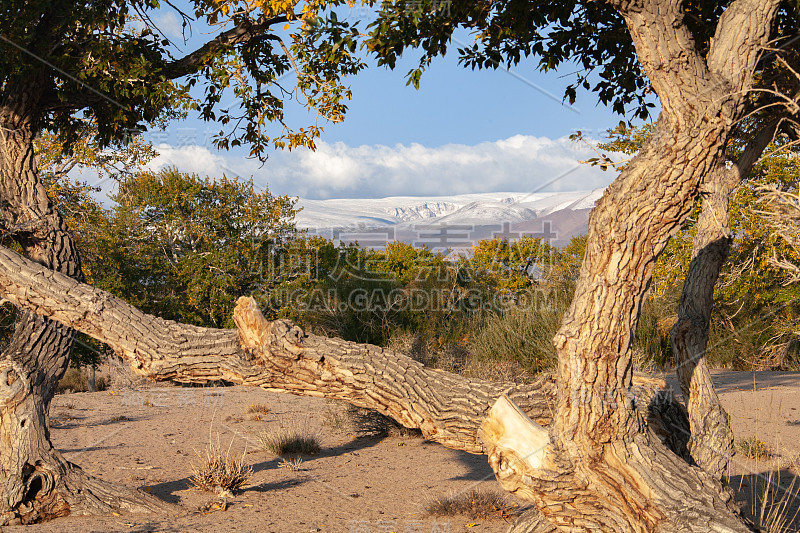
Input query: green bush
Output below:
<box><xmin>468</xmin><ymin>288</ymin><xmax>568</xmax><ymax>375</ymax></box>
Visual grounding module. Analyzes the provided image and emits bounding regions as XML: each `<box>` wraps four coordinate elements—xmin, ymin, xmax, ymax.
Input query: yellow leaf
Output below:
<box><xmin>465</xmin><ymin>524</ymin><xmax>477</xmax><ymax>528</ymax></box>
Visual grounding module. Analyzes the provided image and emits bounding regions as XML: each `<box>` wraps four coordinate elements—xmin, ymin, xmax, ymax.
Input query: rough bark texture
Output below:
<box><xmin>483</xmin><ymin>0</ymin><xmax>782</xmax><ymax>530</ymax></box>
<box><xmin>0</xmin><ymin>78</ymin><xmax>169</xmax><ymax>523</ymax></box>
<box><xmin>670</xmin><ymin>122</ymin><xmax>778</xmax><ymax>479</ymax></box>
<box><xmin>0</xmin><ymin>0</ymin><xmax>783</xmax><ymax>529</ymax></box>
<box><xmin>0</xmin><ymin>248</ymin><xmax>691</xmax><ymax>458</ymax></box>
<box><xmin>671</xmin><ymin>181</ymin><xmax>736</xmax><ymax>480</ymax></box>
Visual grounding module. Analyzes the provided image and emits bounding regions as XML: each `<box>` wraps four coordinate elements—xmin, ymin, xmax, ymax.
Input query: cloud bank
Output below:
<box><xmin>147</xmin><ymin>135</ymin><xmax>619</xmax><ymax>199</ymax></box>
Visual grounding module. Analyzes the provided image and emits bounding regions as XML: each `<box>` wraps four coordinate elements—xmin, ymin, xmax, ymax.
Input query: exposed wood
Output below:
<box><xmin>479</xmin><ymin>396</ymin><xmax>549</xmax><ymax>498</ymax></box>
<box><xmin>0</xmin><ymin>245</ymin><xmax>690</xmax><ymax>458</ymax></box>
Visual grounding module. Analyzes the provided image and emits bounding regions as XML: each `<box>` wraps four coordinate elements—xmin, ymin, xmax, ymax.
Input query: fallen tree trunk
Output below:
<box><xmin>0</xmin><ymin>244</ymin><xmax>687</xmax><ymax>457</ymax></box>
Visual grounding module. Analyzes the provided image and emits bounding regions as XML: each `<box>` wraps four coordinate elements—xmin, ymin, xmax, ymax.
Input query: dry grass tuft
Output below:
<box><xmin>788</xmin><ymin>452</ymin><xmax>800</xmax><ymax>476</ymax></box>
<box><xmin>247</xmin><ymin>403</ymin><xmax>271</xmax><ymax>415</ymax></box>
<box><xmin>424</xmin><ymin>488</ymin><xmax>519</xmax><ymax>521</ymax></box>
<box><xmin>738</xmin><ymin>468</ymin><xmax>800</xmax><ymax>533</ymax></box>
<box><xmin>190</xmin><ymin>435</ymin><xmax>253</xmax><ymax>497</ymax></box>
<box><xmin>322</xmin><ymin>400</ymin><xmax>421</xmax><ymax>438</ymax></box>
<box><xmin>738</xmin><ymin>437</ymin><xmax>773</xmax><ymax>460</ymax></box>
<box><xmin>257</xmin><ymin>427</ymin><xmax>321</xmax><ymax>456</ymax></box>
<box><xmin>277</xmin><ymin>457</ymin><xmax>305</xmax><ymax>471</ymax></box>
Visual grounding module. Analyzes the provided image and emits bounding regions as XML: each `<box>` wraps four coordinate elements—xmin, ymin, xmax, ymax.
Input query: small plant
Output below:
<box><xmin>424</xmin><ymin>488</ymin><xmax>519</xmax><ymax>520</ymax></box>
<box><xmin>738</xmin><ymin>437</ymin><xmax>773</xmax><ymax>460</ymax></box>
<box><xmin>247</xmin><ymin>403</ymin><xmax>271</xmax><ymax>415</ymax></box>
<box><xmin>739</xmin><ymin>469</ymin><xmax>800</xmax><ymax>533</ymax></box>
<box><xmin>257</xmin><ymin>427</ymin><xmax>321</xmax><ymax>456</ymax></box>
<box><xmin>111</xmin><ymin>415</ymin><xmax>129</xmax><ymax>422</ymax></box>
<box><xmin>277</xmin><ymin>457</ymin><xmax>305</xmax><ymax>471</ymax></box>
<box><xmin>322</xmin><ymin>400</ymin><xmax>349</xmax><ymax>432</ymax></box>
<box><xmin>788</xmin><ymin>452</ymin><xmax>800</xmax><ymax>476</ymax></box>
<box><xmin>190</xmin><ymin>435</ymin><xmax>253</xmax><ymax>497</ymax></box>
<box><xmin>323</xmin><ymin>400</ymin><xmax>421</xmax><ymax>438</ymax></box>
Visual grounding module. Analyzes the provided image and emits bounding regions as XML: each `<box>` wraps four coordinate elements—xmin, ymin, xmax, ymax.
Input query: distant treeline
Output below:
<box><xmin>2</xmin><ymin>166</ymin><xmax>797</xmax><ymax>377</ymax></box>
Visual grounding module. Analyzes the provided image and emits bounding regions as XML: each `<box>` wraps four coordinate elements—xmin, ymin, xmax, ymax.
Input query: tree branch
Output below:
<box><xmin>0</xmin><ymin>243</ymin><xmax>686</xmax><ymax>456</ymax></box>
<box><xmin>163</xmin><ymin>15</ymin><xmax>288</xmax><ymax>80</ymax></box>
<box><xmin>706</xmin><ymin>0</ymin><xmax>782</xmax><ymax>89</ymax></box>
<box><xmin>722</xmin><ymin>117</ymin><xmax>782</xmax><ymax>190</ymax></box>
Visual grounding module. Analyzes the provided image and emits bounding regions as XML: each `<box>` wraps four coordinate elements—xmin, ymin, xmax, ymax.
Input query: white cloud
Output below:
<box><xmin>152</xmin><ymin>11</ymin><xmax>184</xmax><ymax>41</ymax></box>
<box><xmin>146</xmin><ymin>135</ymin><xmax>619</xmax><ymax>199</ymax></box>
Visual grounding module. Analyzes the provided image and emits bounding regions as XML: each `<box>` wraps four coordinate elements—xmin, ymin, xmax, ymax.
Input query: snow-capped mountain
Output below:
<box><xmin>296</xmin><ymin>189</ymin><xmax>604</xmax><ymax>248</ymax></box>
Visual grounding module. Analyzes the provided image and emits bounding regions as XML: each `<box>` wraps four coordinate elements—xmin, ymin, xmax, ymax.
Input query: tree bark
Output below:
<box><xmin>86</xmin><ymin>365</ymin><xmax>96</xmax><ymax>393</ymax></box>
<box><xmin>0</xmin><ymin>79</ymin><xmax>169</xmax><ymax>523</ymax></box>
<box><xmin>0</xmin><ymin>246</ymin><xmax>691</xmax><ymax>456</ymax></box>
<box><xmin>478</xmin><ymin>0</ymin><xmax>781</xmax><ymax>530</ymax></box>
<box><xmin>670</xmin><ymin>122</ymin><xmax>780</xmax><ymax>479</ymax></box>
<box><xmin>0</xmin><ymin>0</ymin><xmax>784</xmax><ymax>529</ymax></box>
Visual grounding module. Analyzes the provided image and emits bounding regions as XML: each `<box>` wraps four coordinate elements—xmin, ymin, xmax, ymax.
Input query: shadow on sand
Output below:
<box><xmin>728</xmin><ymin>467</ymin><xmax>800</xmax><ymax>530</ymax></box>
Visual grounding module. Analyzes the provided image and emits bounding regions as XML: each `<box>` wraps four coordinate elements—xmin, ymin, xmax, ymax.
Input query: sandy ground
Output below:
<box><xmin>8</xmin><ymin>370</ymin><xmax>800</xmax><ymax>533</ymax></box>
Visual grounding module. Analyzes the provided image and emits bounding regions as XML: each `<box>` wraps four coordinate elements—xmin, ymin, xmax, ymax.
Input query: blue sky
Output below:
<box><xmin>129</xmin><ymin>7</ymin><xmax>652</xmax><ymax>200</ymax></box>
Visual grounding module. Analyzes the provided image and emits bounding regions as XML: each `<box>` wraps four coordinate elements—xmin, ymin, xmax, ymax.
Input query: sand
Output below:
<box><xmin>8</xmin><ymin>370</ymin><xmax>800</xmax><ymax>533</ymax></box>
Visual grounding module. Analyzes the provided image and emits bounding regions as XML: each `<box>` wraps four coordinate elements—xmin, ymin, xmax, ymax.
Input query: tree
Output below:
<box><xmin>0</xmin><ymin>0</ymin><xmax>361</xmax><ymax>522</ymax></box>
<box><xmin>364</xmin><ymin>0</ymin><xmax>793</xmax><ymax>530</ymax></box>
<box><xmin>92</xmin><ymin>168</ymin><xmax>298</xmax><ymax>329</ymax></box>
<box><xmin>0</xmin><ymin>242</ymin><xmax>691</xmax><ymax>493</ymax></box>
<box><xmin>597</xmin><ymin>122</ymin><xmax>797</xmax><ymax>474</ymax></box>
<box><xmin>37</xmin><ymin>124</ymin><xmax>157</xmax><ymax>375</ymax></box>
<box><xmin>2</xmin><ymin>0</ymin><xmax>798</xmax><ymax>531</ymax></box>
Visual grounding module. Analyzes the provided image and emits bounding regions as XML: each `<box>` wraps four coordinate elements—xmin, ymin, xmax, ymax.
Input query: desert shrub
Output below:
<box><xmin>257</xmin><ymin>427</ymin><xmax>321</xmax><ymax>456</ymax></box>
<box><xmin>322</xmin><ymin>400</ymin><xmax>421</xmax><ymax>438</ymax></box>
<box><xmin>190</xmin><ymin>436</ymin><xmax>253</xmax><ymax>496</ymax></box>
<box><xmin>247</xmin><ymin>404</ymin><xmax>270</xmax><ymax>414</ymax></box>
<box><xmin>460</xmin><ymin>357</ymin><xmax>535</xmax><ymax>383</ymax></box>
<box><xmin>424</xmin><ymin>488</ymin><xmax>519</xmax><ymax>520</ymax></box>
<box><xmin>629</xmin><ymin>293</ymin><xmax>677</xmax><ymax>370</ymax></box>
<box><xmin>737</xmin><ymin>436</ymin><xmax>773</xmax><ymax>460</ymax></box>
<box><xmin>468</xmin><ymin>296</ymin><xmax>565</xmax><ymax>375</ymax></box>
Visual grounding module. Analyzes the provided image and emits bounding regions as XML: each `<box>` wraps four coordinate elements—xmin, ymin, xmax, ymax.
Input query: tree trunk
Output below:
<box><xmin>85</xmin><ymin>365</ymin><xmax>96</xmax><ymax>393</ymax></box>
<box><xmin>0</xmin><ymin>248</ymin><xmax>689</xmax><ymax>456</ymax></box>
<box><xmin>671</xmin><ymin>179</ymin><xmax>736</xmax><ymax>480</ymax></box>
<box><xmin>0</xmin><ymin>83</ymin><xmax>169</xmax><ymax>523</ymax></box>
<box><xmin>476</xmin><ymin>0</ymin><xmax>781</xmax><ymax>530</ymax></box>
<box><xmin>670</xmin><ymin>122</ymin><xmax>778</xmax><ymax>479</ymax></box>
<box><xmin>0</xmin><ymin>0</ymin><xmax>783</xmax><ymax>528</ymax></box>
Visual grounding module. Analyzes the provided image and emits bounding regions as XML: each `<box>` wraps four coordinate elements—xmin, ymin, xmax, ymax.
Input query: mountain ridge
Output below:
<box><xmin>296</xmin><ymin>189</ymin><xmax>603</xmax><ymax>248</ymax></box>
